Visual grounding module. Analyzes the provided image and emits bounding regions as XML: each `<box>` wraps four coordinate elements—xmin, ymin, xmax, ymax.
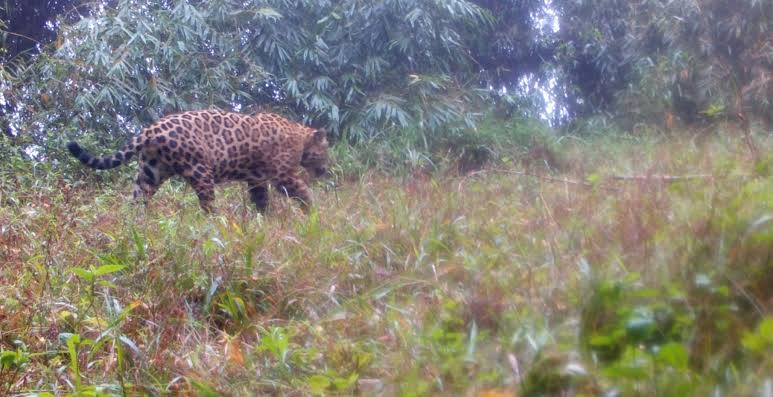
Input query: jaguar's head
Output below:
<box><xmin>301</xmin><ymin>128</ymin><xmax>329</xmax><ymax>178</ymax></box>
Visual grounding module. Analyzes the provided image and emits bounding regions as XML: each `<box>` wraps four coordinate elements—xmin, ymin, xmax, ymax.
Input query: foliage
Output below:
<box><xmin>553</xmin><ymin>0</ymin><xmax>773</xmax><ymax>125</ymax></box>
<box><xmin>0</xmin><ymin>0</ymin><xmax>76</xmax><ymax>59</ymax></box>
<box><xmin>468</xmin><ymin>0</ymin><xmax>555</xmax><ymax>89</ymax></box>
<box><xmin>3</xmin><ymin>0</ymin><xmax>771</xmax><ymax>166</ymax></box>
<box><xmin>1</xmin><ymin>1</ymin><xmax>772</xmax><ymax>393</ymax></box>
<box><xmin>329</xmin><ymin>113</ymin><xmax>555</xmax><ymax>176</ymax></box>
<box><xmin>6</xmin><ymin>0</ymin><xmax>496</xmax><ymax>161</ymax></box>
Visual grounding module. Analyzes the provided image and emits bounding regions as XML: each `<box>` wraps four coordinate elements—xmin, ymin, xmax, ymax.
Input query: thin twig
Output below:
<box><xmin>487</xmin><ymin>168</ymin><xmax>620</xmax><ymax>191</ymax></box>
<box><xmin>2</xmin><ymin>31</ymin><xmax>42</xmax><ymax>45</ymax></box>
<box><xmin>477</xmin><ymin>168</ymin><xmax>752</xmax><ymax>190</ymax></box>
<box><xmin>725</xmin><ymin>275</ymin><xmax>765</xmax><ymax>317</ymax></box>
<box><xmin>609</xmin><ymin>174</ymin><xmax>716</xmax><ymax>181</ymax></box>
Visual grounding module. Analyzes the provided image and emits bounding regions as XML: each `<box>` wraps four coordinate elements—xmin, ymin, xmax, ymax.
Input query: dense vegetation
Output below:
<box><xmin>2</xmin><ymin>0</ymin><xmax>771</xmax><ymax>158</ymax></box>
<box><xmin>1</xmin><ymin>129</ymin><xmax>771</xmax><ymax>395</ymax></box>
<box><xmin>1</xmin><ymin>0</ymin><xmax>771</xmax><ymax>396</ymax></box>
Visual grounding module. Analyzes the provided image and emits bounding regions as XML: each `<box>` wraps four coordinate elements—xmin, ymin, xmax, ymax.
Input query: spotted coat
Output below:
<box><xmin>67</xmin><ymin>110</ymin><xmax>329</xmax><ymax>213</ymax></box>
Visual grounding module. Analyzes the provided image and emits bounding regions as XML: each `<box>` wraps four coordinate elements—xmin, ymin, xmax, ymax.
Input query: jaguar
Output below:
<box><xmin>67</xmin><ymin>110</ymin><xmax>329</xmax><ymax>213</ymax></box>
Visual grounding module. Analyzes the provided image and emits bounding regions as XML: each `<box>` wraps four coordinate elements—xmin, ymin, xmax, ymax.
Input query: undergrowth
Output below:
<box><xmin>0</xmin><ymin>124</ymin><xmax>771</xmax><ymax>396</ymax></box>
<box><xmin>330</xmin><ymin>114</ymin><xmax>556</xmax><ymax>177</ymax></box>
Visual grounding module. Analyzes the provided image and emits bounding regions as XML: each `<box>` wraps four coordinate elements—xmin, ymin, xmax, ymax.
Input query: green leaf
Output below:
<box><xmin>332</xmin><ymin>372</ymin><xmax>358</xmax><ymax>391</ymax></box>
<box><xmin>93</xmin><ymin>264</ymin><xmax>126</xmax><ymax>277</ymax></box>
<box><xmin>66</xmin><ymin>333</ymin><xmax>81</xmax><ymax>390</ymax></box>
<box><xmin>757</xmin><ymin>318</ymin><xmax>773</xmax><ymax>341</ymax></box>
<box><xmin>131</xmin><ymin>227</ymin><xmax>146</xmax><ymax>259</ymax></box>
<box><xmin>656</xmin><ymin>343</ymin><xmax>689</xmax><ymax>370</ymax></box>
<box><xmin>742</xmin><ymin>317</ymin><xmax>773</xmax><ymax>353</ymax></box>
<box><xmin>0</xmin><ymin>351</ymin><xmax>18</xmax><ymax>368</ymax></box>
<box><xmin>190</xmin><ymin>379</ymin><xmax>221</xmax><ymax>397</ymax></box>
<box><xmin>71</xmin><ymin>267</ymin><xmax>94</xmax><ymax>282</ymax></box>
<box><xmin>588</xmin><ymin>334</ymin><xmax>616</xmax><ymax>347</ymax></box>
<box><xmin>307</xmin><ymin>374</ymin><xmax>331</xmax><ymax>394</ymax></box>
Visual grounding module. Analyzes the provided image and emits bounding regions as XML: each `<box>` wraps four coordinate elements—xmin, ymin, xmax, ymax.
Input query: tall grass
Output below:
<box><xmin>0</xmin><ymin>123</ymin><xmax>771</xmax><ymax>396</ymax></box>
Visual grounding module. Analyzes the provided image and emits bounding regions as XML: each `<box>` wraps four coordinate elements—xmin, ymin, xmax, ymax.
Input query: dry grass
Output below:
<box><xmin>0</xmin><ymin>130</ymin><xmax>771</xmax><ymax>396</ymax></box>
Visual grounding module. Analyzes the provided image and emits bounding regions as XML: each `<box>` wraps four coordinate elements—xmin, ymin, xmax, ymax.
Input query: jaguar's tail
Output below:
<box><xmin>66</xmin><ymin>136</ymin><xmax>142</xmax><ymax>170</ymax></box>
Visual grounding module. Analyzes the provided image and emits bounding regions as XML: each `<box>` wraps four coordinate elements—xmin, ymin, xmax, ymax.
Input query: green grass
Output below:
<box><xmin>0</xmin><ymin>128</ymin><xmax>771</xmax><ymax>396</ymax></box>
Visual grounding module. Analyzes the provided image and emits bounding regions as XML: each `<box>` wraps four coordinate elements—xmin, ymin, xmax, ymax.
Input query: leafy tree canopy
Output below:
<box><xmin>6</xmin><ymin>0</ymin><xmax>504</xmax><ymax>156</ymax></box>
<box><xmin>552</xmin><ymin>0</ymin><xmax>772</xmax><ymax>125</ymax></box>
<box><xmin>1</xmin><ymin>0</ymin><xmax>770</xmax><ymax>161</ymax></box>
<box><xmin>1</xmin><ymin>0</ymin><xmax>76</xmax><ymax>59</ymax></box>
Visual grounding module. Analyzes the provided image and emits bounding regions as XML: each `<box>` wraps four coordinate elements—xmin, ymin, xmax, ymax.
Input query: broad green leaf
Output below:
<box><xmin>93</xmin><ymin>264</ymin><xmax>126</xmax><ymax>276</ymax></box>
<box><xmin>307</xmin><ymin>374</ymin><xmax>331</xmax><ymax>394</ymax></box>
<box><xmin>0</xmin><ymin>351</ymin><xmax>18</xmax><ymax>368</ymax></box>
<box><xmin>742</xmin><ymin>317</ymin><xmax>773</xmax><ymax>353</ymax></box>
<box><xmin>332</xmin><ymin>372</ymin><xmax>359</xmax><ymax>391</ymax></box>
<box><xmin>656</xmin><ymin>343</ymin><xmax>689</xmax><ymax>370</ymax></box>
<box><xmin>71</xmin><ymin>267</ymin><xmax>95</xmax><ymax>282</ymax></box>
